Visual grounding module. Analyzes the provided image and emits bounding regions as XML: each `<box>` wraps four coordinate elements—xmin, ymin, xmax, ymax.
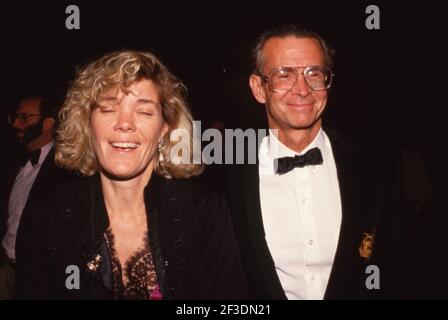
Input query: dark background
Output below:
<box><xmin>2</xmin><ymin>1</ymin><xmax>447</xmax><ymax>299</ymax></box>
<box><xmin>1</xmin><ymin>0</ymin><xmax>446</xmax><ymax>156</ymax></box>
<box><xmin>0</xmin><ymin>0</ymin><xmax>448</xmax><ymax>297</ymax></box>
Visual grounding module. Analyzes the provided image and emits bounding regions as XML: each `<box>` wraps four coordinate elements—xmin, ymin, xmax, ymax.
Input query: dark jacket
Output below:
<box><xmin>15</xmin><ymin>172</ymin><xmax>249</xmax><ymax>300</ymax></box>
<box><xmin>1</xmin><ymin>146</ymin><xmax>78</xmax><ymax>262</ymax></box>
<box><xmin>225</xmin><ymin>129</ymin><xmax>402</xmax><ymax>299</ymax></box>
<box><xmin>399</xmin><ymin>143</ymin><xmax>448</xmax><ymax>299</ymax></box>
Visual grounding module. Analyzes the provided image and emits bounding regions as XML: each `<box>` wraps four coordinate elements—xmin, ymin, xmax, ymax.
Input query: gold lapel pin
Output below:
<box><xmin>87</xmin><ymin>254</ymin><xmax>102</xmax><ymax>272</ymax></box>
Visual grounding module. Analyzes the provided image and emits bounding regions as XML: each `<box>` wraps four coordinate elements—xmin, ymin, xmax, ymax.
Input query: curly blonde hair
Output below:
<box><xmin>56</xmin><ymin>50</ymin><xmax>204</xmax><ymax>179</ymax></box>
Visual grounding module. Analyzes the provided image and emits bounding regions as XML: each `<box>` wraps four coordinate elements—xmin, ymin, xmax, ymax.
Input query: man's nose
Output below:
<box><xmin>290</xmin><ymin>72</ymin><xmax>311</xmax><ymax>97</ymax></box>
<box><xmin>12</xmin><ymin>117</ymin><xmax>22</xmax><ymax>129</ymax></box>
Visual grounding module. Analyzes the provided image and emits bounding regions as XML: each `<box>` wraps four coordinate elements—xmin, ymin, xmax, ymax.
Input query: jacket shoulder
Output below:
<box><xmin>326</xmin><ymin>129</ymin><xmax>398</xmax><ymax>151</ymax></box>
<box><xmin>24</xmin><ymin>175</ymin><xmax>95</xmax><ymax>232</ymax></box>
<box><xmin>326</xmin><ymin>129</ymin><xmax>400</xmax><ymax>168</ymax></box>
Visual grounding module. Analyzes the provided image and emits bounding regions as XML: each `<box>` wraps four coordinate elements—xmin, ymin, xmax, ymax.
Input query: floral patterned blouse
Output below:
<box><xmin>105</xmin><ymin>228</ymin><xmax>162</xmax><ymax>300</ymax></box>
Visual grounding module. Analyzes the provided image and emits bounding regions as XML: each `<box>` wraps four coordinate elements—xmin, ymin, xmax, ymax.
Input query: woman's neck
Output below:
<box><xmin>100</xmin><ymin>167</ymin><xmax>153</xmax><ymax>223</ymax></box>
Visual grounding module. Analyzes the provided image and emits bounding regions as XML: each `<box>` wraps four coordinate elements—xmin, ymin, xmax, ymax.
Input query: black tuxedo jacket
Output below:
<box><xmin>225</xmin><ymin>129</ymin><xmax>402</xmax><ymax>299</ymax></box>
<box><xmin>0</xmin><ymin>146</ymin><xmax>79</xmax><ymax>255</ymax></box>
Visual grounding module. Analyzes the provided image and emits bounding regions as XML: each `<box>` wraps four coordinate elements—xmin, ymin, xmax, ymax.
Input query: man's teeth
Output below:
<box><xmin>111</xmin><ymin>142</ymin><xmax>139</xmax><ymax>149</ymax></box>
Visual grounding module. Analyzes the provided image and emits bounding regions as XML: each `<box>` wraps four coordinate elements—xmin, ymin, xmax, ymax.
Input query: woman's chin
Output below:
<box><xmin>100</xmin><ymin>166</ymin><xmax>147</xmax><ymax>181</ymax></box>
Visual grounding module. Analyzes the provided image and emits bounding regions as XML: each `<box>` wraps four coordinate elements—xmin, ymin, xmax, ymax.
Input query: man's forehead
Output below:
<box><xmin>17</xmin><ymin>97</ymin><xmax>42</xmax><ymax>113</ymax></box>
<box><xmin>263</xmin><ymin>37</ymin><xmax>324</xmax><ymax>67</ymax></box>
<box><xmin>264</xmin><ymin>36</ymin><xmax>322</xmax><ymax>51</ymax></box>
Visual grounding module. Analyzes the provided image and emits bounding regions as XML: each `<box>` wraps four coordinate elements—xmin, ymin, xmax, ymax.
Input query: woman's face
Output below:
<box><xmin>91</xmin><ymin>79</ymin><xmax>168</xmax><ymax>180</ymax></box>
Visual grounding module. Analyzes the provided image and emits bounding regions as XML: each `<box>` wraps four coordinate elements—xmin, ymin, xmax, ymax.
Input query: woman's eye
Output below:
<box><xmin>138</xmin><ymin>111</ymin><xmax>153</xmax><ymax>116</ymax></box>
<box><xmin>99</xmin><ymin>108</ymin><xmax>115</xmax><ymax>113</ymax></box>
<box><xmin>137</xmin><ymin>108</ymin><xmax>155</xmax><ymax>116</ymax></box>
<box><xmin>98</xmin><ymin>104</ymin><xmax>116</xmax><ymax>113</ymax></box>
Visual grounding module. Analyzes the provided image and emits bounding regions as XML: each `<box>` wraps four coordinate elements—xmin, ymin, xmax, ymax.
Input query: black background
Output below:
<box><xmin>1</xmin><ymin>0</ymin><xmax>446</xmax><ymax>157</ymax></box>
<box><xmin>1</xmin><ymin>0</ymin><xmax>447</xmax><ymax>301</ymax></box>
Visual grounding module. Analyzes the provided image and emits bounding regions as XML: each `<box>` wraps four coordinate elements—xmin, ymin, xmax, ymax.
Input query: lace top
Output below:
<box><xmin>105</xmin><ymin>228</ymin><xmax>162</xmax><ymax>300</ymax></box>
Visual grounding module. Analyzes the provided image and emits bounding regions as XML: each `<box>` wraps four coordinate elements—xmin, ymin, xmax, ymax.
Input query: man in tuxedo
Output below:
<box><xmin>226</xmin><ymin>25</ymin><xmax>401</xmax><ymax>299</ymax></box>
<box><xmin>0</xmin><ymin>95</ymin><xmax>76</xmax><ymax>299</ymax></box>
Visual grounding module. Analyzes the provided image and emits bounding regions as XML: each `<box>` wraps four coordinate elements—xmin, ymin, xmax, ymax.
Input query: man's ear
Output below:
<box><xmin>42</xmin><ymin>117</ymin><xmax>55</xmax><ymax>132</ymax></box>
<box><xmin>249</xmin><ymin>74</ymin><xmax>267</xmax><ymax>104</ymax></box>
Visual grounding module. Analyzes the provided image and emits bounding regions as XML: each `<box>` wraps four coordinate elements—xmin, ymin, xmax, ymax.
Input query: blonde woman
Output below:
<box><xmin>15</xmin><ymin>51</ymin><xmax>248</xmax><ymax>299</ymax></box>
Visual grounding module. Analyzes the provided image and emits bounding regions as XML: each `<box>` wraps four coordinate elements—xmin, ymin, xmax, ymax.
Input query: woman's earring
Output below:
<box><xmin>158</xmin><ymin>141</ymin><xmax>163</xmax><ymax>152</ymax></box>
<box><xmin>158</xmin><ymin>140</ymin><xmax>164</xmax><ymax>161</ymax></box>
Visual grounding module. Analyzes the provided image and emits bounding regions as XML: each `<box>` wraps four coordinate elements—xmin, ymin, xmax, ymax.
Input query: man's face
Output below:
<box><xmin>12</xmin><ymin>97</ymin><xmax>43</xmax><ymax>148</ymax></box>
<box><xmin>250</xmin><ymin>37</ymin><xmax>328</xmax><ymax>134</ymax></box>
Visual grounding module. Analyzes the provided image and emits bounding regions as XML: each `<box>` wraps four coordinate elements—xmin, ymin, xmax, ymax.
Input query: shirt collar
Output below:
<box><xmin>259</xmin><ymin>128</ymin><xmax>327</xmax><ymax>176</ymax></box>
<box><xmin>268</xmin><ymin>128</ymin><xmax>324</xmax><ymax>159</ymax></box>
<box><xmin>37</xmin><ymin>141</ymin><xmax>54</xmax><ymax>166</ymax></box>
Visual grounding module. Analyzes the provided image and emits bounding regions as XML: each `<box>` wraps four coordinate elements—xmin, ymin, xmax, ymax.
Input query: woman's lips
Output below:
<box><xmin>109</xmin><ymin>141</ymin><xmax>140</xmax><ymax>153</ymax></box>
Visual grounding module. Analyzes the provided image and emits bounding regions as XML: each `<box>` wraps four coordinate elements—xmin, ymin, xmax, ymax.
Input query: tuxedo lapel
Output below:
<box><xmin>324</xmin><ymin>132</ymin><xmax>363</xmax><ymax>298</ymax></box>
<box><xmin>233</xmin><ymin>164</ymin><xmax>286</xmax><ymax>299</ymax></box>
<box><xmin>324</xmin><ymin>131</ymin><xmax>385</xmax><ymax>299</ymax></box>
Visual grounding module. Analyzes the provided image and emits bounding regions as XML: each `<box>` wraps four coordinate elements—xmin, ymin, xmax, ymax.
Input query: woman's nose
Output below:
<box><xmin>114</xmin><ymin>109</ymin><xmax>136</xmax><ymax>132</ymax></box>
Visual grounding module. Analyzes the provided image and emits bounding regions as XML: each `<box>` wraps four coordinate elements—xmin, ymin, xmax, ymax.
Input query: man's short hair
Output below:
<box><xmin>252</xmin><ymin>24</ymin><xmax>335</xmax><ymax>74</ymax></box>
<box><xmin>17</xmin><ymin>94</ymin><xmax>60</xmax><ymax>121</ymax></box>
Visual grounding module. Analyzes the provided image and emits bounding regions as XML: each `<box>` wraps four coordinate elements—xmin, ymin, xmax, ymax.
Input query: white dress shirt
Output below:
<box><xmin>258</xmin><ymin>129</ymin><xmax>342</xmax><ymax>300</ymax></box>
<box><xmin>2</xmin><ymin>141</ymin><xmax>54</xmax><ymax>261</ymax></box>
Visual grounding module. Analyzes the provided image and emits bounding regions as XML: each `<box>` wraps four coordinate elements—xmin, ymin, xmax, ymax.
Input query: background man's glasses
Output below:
<box><xmin>8</xmin><ymin>113</ymin><xmax>41</xmax><ymax>125</ymax></box>
<box><xmin>260</xmin><ymin>66</ymin><xmax>334</xmax><ymax>93</ymax></box>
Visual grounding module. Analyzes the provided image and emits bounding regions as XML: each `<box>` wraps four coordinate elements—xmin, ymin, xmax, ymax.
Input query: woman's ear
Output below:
<box><xmin>161</xmin><ymin>122</ymin><xmax>169</xmax><ymax>139</ymax></box>
<box><xmin>249</xmin><ymin>74</ymin><xmax>267</xmax><ymax>104</ymax></box>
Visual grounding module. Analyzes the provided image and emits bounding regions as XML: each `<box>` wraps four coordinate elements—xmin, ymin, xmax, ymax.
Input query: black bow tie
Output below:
<box><xmin>19</xmin><ymin>149</ymin><xmax>41</xmax><ymax>167</ymax></box>
<box><xmin>276</xmin><ymin>147</ymin><xmax>323</xmax><ymax>175</ymax></box>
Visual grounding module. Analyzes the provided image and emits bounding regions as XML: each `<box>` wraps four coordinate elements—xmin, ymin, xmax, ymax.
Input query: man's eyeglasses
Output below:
<box><xmin>259</xmin><ymin>66</ymin><xmax>334</xmax><ymax>93</ymax></box>
<box><xmin>8</xmin><ymin>112</ymin><xmax>41</xmax><ymax>125</ymax></box>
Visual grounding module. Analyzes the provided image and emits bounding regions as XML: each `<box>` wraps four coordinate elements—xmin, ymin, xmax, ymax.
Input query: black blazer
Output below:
<box><xmin>0</xmin><ymin>146</ymin><xmax>78</xmax><ymax>258</ymax></box>
<box><xmin>15</xmin><ymin>173</ymin><xmax>250</xmax><ymax>300</ymax></box>
<box><xmin>399</xmin><ymin>143</ymin><xmax>448</xmax><ymax>299</ymax></box>
<box><xmin>225</xmin><ymin>129</ymin><xmax>402</xmax><ymax>299</ymax></box>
